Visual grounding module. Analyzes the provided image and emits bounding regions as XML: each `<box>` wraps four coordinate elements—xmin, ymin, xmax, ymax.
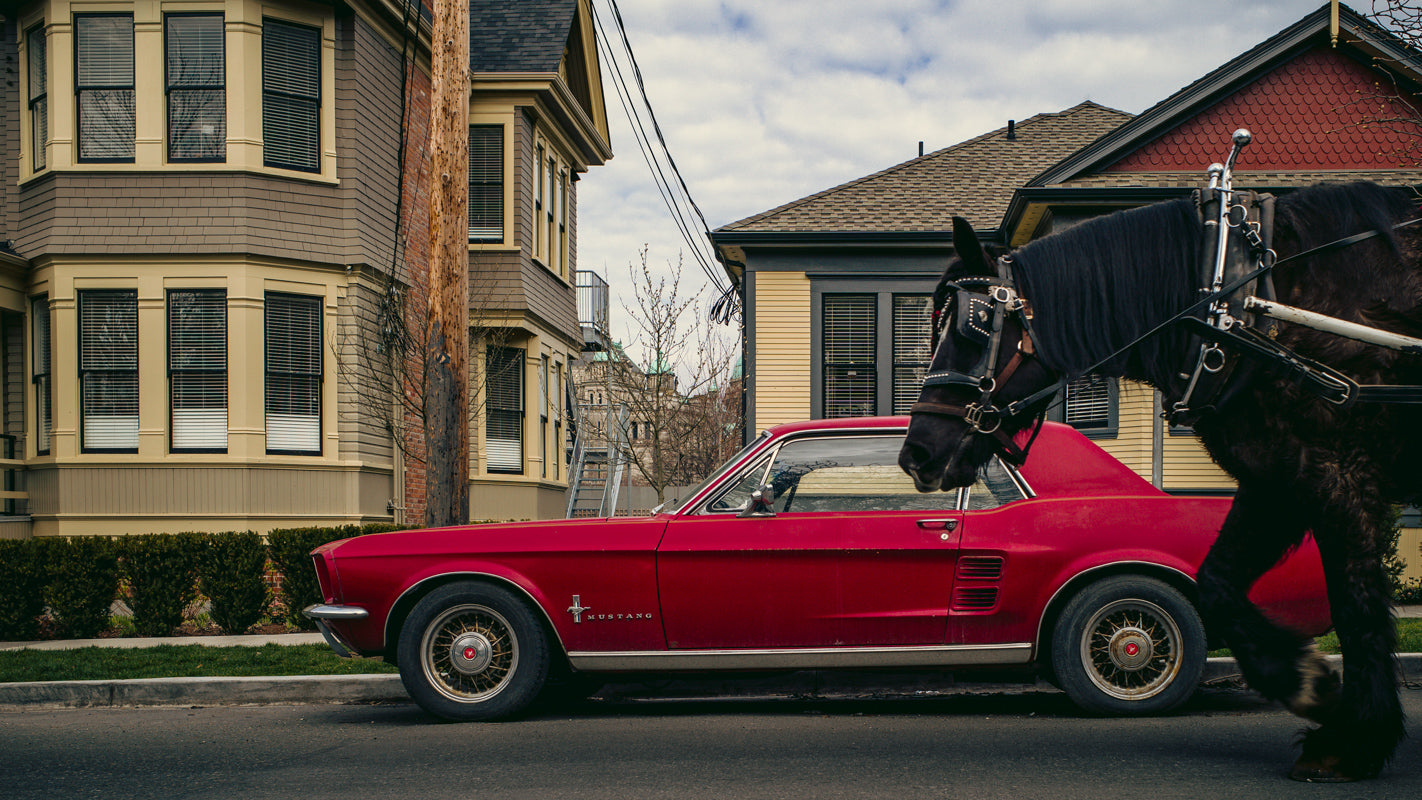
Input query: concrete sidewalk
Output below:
<box><xmin>1</xmin><ymin>608</ymin><xmax>1419</xmax><ymax>710</ymax></box>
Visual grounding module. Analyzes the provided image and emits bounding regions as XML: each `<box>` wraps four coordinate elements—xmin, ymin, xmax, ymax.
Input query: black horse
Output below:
<box><xmin>899</xmin><ymin>181</ymin><xmax>1421</xmax><ymax>781</ymax></box>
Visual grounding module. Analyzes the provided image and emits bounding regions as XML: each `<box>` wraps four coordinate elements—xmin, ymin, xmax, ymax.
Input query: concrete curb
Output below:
<box><xmin>1</xmin><ymin>654</ymin><xmax>1417</xmax><ymax>710</ymax></box>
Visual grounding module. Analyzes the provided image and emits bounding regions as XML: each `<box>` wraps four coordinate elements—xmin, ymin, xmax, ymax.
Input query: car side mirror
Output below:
<box><xmin>737</xmin><ymin>485</ymin><xmax>776</xmax><ymax>518</ymax></box>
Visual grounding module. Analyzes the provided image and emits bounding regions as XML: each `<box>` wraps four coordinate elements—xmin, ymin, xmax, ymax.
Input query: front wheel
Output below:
<box><xmin>397</xmin><ymin>581</ymin><xmax>550</xmax><ymax>721</ymax></box>
<box><xmin>1050</xmin><ymin>576</ymin><xmax>1205</xmax><ymax>716</ymax></box>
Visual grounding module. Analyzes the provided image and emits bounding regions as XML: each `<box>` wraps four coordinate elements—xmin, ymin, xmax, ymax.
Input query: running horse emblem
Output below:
<box><xmin>900</xmin><ymin>132</ymin><xmax>1422</xmax><ymax>782</ymax></box>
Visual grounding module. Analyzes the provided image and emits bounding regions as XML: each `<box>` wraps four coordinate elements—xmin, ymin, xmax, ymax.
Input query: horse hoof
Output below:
<box><xmin>1289</xmin><ymin>755</ymin><xmax>1358</xmax><ymax>783</ymax></box>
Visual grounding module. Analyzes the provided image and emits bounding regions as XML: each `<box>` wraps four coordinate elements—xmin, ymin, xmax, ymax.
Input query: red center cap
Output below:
<box><xmin>1125</xmin><ymin>642</ymin><xmax>1139</xmax><ymax>656</ymax></box>
<box><xmin>463</xmin><ymin>646</ymin><xmax>478</xmax><ymax>660</ymax></box>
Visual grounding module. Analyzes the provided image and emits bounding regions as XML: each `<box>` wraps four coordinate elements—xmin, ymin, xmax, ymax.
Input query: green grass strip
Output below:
<box><xmin>1210</xmin><ymin>618</ymin><xmax>1421</xmax><ymax>658</ymax></box>
<box><xmin>0</xmin><ymin>644</ymin><xmax>398</xmax><ymax>683</ymax></box>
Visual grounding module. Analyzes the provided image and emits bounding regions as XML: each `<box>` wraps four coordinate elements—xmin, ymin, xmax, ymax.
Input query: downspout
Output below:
<box><xmin>1152</xmin><ymin>389</ymin><xmax>1164</xmax><ymax>489</ymax></box>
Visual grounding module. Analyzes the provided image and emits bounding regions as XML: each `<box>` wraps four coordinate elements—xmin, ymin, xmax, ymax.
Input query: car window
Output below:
<box><xmin>761</xmin><ymin>436</ymin><xmax>958</xmax><ymax>513</ymax></box>
<box><xmin>964</xmin><ymin>458</ymin><xmax>1027</xmax><ymax>510</ymax></box>
<box><xmin>704</xmin><ymin>453</ymin><xmax>773</xmax><ymax>513</ymax></box>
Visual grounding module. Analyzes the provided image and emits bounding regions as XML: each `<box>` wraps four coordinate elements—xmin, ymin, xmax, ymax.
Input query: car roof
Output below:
<box><xmin>761</xmin><ymin>416</ymin><xmax>1162</xmax><ymax>498</ymax></box>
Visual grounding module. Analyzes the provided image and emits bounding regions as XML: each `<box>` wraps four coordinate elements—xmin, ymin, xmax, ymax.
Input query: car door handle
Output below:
<box><xmin>916</xmin><ymin>518</ymin><xmax>958</xmax><ymax>531</ymax></box>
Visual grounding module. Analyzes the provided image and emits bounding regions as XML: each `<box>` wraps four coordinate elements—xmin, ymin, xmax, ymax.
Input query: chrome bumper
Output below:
<box><xmin>303</xmin><ymin>604</ymin><xmax>368</xmax><ymax>659</ymax></box>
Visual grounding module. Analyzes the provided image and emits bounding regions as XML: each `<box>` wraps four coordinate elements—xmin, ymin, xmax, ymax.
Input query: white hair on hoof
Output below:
<box><xmin>1286</xmin><ymin>644</ymin><xmax>1340</xmax><ymax>723</ymax></box>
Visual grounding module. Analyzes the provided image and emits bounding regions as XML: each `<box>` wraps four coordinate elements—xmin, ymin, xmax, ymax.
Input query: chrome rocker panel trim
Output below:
<box><xmin>568</xmin><ymin>643</ymin><xmax>1033</xmax><ymax>672</ymax></box>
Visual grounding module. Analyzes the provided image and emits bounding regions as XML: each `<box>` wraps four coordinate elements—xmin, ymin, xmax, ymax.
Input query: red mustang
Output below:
<box><xmin>306</xmin><ymin>417</ymin><xmax>1329</xmax><ymax>721</ymax></box>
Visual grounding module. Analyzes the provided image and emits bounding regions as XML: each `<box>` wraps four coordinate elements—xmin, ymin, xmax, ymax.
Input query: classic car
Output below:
<box><xmin>305</xmin><ymin>417</ymin><xmax>1330</xmax><ymax>721</ymax></box>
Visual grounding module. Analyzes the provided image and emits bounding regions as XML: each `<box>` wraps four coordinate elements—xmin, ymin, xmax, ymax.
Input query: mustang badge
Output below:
<box><xmin>566</xmin><ymin>595</ymin><xmax>652</xmax><ymax>624</ymax></box>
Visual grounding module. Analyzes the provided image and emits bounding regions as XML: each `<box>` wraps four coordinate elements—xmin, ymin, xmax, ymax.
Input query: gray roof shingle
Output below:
<box><xmin>716</xmin><ymin>102</ymin><xmax>1132</xmax><ymax>234</ymax></box>
<box><xmin>470</xmin><ymin>0</ymin><xmax>577</xmax><ymax>73</ymax></box>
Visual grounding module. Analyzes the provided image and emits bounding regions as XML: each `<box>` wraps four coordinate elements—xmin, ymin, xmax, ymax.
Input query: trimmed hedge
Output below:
<box><xmin>199</xmin><ymin>531</ymin><xmax>270</xmax><ymax>635</ymax></box>
<box><xmin>0</xmin><ymin>539</ymin><xmax>47</xmax><ymax>640</ymax></box>
<box><xmin>122</xmin><ymin>532</ymin><xmax>203</xmax><ymax>636</ymax></box>
<box><xmin>44</xmin><ymin>536</ymin><xmax>121</xmax><ymax>639</ymax></box>
<box><xmin>0</xmin><ymin>523</ymin><xmax>410</xmax><ymax>642</ymax></box>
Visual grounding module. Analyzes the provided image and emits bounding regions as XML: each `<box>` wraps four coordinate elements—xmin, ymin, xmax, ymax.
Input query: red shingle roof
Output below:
<box><xmin>1107</xmin><ymin>46</ymin><xmax>1422</xmax><ymax>172</ymax></box>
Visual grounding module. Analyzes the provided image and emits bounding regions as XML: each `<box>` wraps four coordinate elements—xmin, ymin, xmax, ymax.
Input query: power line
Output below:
<box><xmin>592</xmin><ymin>0</ymin><xmax>736</xmax><ymax>317</ymax></box>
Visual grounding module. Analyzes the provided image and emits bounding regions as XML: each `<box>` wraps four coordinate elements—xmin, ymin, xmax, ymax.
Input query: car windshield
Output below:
<box><xmin>667</xmin><ymin>430</ymin><xmax>773</xmax><ymax>514</ymax></box>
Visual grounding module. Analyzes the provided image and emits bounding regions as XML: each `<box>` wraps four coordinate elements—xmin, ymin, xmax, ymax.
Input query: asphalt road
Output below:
<box><xmin>4</xmin><ymin>687</ymin><xmax>1422</xmax><ymax>799</ymax></box>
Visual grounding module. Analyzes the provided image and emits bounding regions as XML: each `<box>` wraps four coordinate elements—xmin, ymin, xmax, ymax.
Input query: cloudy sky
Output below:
<box><xmin>576</xmin><ymin>0</ymin><xmax>1344</xmax><ymax>359</ymax></box>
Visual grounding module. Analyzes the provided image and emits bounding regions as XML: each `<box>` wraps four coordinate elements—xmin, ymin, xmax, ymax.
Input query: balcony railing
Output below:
<box><xmin>577</xmin><ymin>270</ymin><xmax>609</xmax><ymax>336</ymax></box>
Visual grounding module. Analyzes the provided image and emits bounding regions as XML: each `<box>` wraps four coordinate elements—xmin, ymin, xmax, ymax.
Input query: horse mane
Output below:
<box><xmin>1009</xmin><ymin>197</ymin><xmax>1202</xmax><ymax>386</ymax></box>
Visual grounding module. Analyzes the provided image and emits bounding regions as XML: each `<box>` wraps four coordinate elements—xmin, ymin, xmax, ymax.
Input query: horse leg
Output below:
<box><xmin>1290</xmin><ymin>501</ymin><xmax>1404</xmax><ymax>782</ymax></box>
<box><xmin>1195</xmin><ymin>485</ymin><xmax>1335</xmax><ymax>719</ymax></box>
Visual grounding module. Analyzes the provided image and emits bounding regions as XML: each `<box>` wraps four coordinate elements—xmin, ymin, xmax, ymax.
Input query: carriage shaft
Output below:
<box><xmin>1243</xmin><ymin>296</ymin><xmax>1422</xmax><ymax>355</ymax></box>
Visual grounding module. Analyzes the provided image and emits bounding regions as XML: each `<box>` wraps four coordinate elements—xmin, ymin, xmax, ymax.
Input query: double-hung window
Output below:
<box><xmin>27</xmin><ymin>24</ymin><xmax>47</xmax><ymax>171</ymax></box>
<box><xmin>468</xmin><ymin>125</ymin><xmax>503</xmax><ymax>242</ymax></box>
<box><xmin>169</xmin><ymin>290</ymin><xmax>227</xmax><ymax>451</ymax></box>
<box><xmin>486</xmin><ymin>346</ymin><xmax>524</xmax><ymax>473</ymax></box>
<box><xmin>32</xmin><ymin>296</ymin><xmax>52</xmax><ymax>455</ymax></box>
<box><xmin>891</xmin><ymin>296</ymin><xmax>933</xmax><ymax>414</ymax></box>
<box><xmin>262</xmin><ymin>19</ymin><xmax>320</xmax><ymax>172</ymax></box>
<box><xmin>265</xmin><ymin>293</ymin><xmax>321</xmax><ymax>454</ymax></box>
<box><xmin>75</xmin><ymin>14</ymin><xmax>135</xmax><ymax>162</ymax></box>
<box><xmin>166</xmin><ymin>14</ymin><xmax>226</xmax><ymax>162</ymax></box>
<box><xmin>822</xmin><ymin>295</ymin><xmax>877</xmax><ymax>418</ymax></box>
<box><xmin>78</xmin><ymin>290</ymin><xmax>139</xmax><ymax>451</ymax></box>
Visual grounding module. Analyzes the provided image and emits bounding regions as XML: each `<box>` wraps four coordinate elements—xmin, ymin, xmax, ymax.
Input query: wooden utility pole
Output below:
<box><xmin>425</xmin><ymin>0</ymin><xmax>471</xmax><ymax>527</ymax></box>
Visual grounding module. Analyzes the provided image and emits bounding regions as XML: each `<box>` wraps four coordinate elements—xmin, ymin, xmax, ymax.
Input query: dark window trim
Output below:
<box><xmin>165</xmin><ymin>12</ymin><xmax>226</xmax><ymax>164</ymax></box>
<box><xmin>77</xmin><ymin>289</ymin><xmax>140</xmax><ymax>454</ymax></box>
<box><xmin>264</xmin><ymin>291</ymin><xmax>322</xmax><ymax>456</ymax></box>
<box><xmin>1048</xmin><ymin>375</ymin><xmax>1120</xmax><ymax>439</ymax></box>
<box><xmin>468</xmin><ymin>124</ymin><xmax>504</xmax><ymax>243</ymax></box>
<box><xmin>486</xmin><ymin>344</ymin><xmax>525</xmax><ymax>475</ymax></box>
<box><xmin>810</xmin><ymin>278</ymin><xmax>937</xmax><ymax>419</ymax></box>
<box><xmin>261</xmin><ymin>17</ymin><xmax>321</xmax><ymax>173</ymax></box>
<box><xmin>167</xmin><ymin>289</ymin><xmax>228</xmax><ymax>453</ymax></box>
<box><xmin>31</xmin><ymin>294</ymin><xmax>52</xmax><ymax>456</ymax></box>
<box><xmin>27</xmin><ymin>23</ymin><xmax>48</xmax><ymax>172</ymax></box>
<box><xmin>74</xmin><ymin>12</ymin><xmax>136</xmax><ymax>164</ymax></box>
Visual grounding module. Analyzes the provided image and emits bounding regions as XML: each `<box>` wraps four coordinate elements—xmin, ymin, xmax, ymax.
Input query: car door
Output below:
<box><xmin>657</xmin><ymin>433</ymin><xmax>961</xmax><ymax>650</ymax></box>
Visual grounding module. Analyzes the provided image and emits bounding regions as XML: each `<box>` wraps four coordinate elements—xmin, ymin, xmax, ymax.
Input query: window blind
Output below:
<box><xmin>75</xmin><ymin>14</ymin><xmax>134</xmax><ymax>161</ymax></box>
<box><xmin>486</xmin><ymin>346</ymin><xmax>523</xmax><ymax>473</ymax></box>
<box><xmin>265</xmin><ymin>293</ymin><xmax>321</xmax><ymax>453</ymax></box>
<box><xmin>823</xmin><ymin>295</ymin><xmax>876</xmax><ymax>418</ymax></box>
<box><xmin>262</xmin><ymin>19</ymin><xmax>319</xmax><ymax>172</ymax></box>
<box><xmin>169</xmin><ymin>290</ymin><xmax>227</xmax><ymax>450</ymax></box>
<box><xmin>468</xmin><ymin>125</ymin><xmax>503</xmax><ymax>241</ymax></box>
<box><xmin>28</xmin><ymin>25</ymin><xmax>47</xmax><ymax>171</ymax></box>
<box><xmin>79</xmin><ymin>290</ymin><xmax>139</xmax><ymax>451</ymax></box>
<box><xmin>1065</xmin><ymin>375</ymin><xmax>1112</xmax><ymax>429</ymax></box>
<box><xmin>32</xmin><ymin>296</ymin><xmax>52</xmax><ymax>454</ymax></box>
<box><xmin>892</xmin><ymin>295</ymin><xmax>932</xmax><ymax>414</ymax></box>
<box><xmin>167</xmin><ymin>14</ymin><xmax>226</xmax><ymax>162</ymax></box>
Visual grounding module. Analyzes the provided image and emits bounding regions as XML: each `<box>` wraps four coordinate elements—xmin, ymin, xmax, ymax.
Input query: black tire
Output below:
<box><xmin>1050</xmin><ymin>575</ymin><xmax>1205</xmax><ymax>716</ymax></box>
<box><xmin>397</xmin><ymin>581</ymin><xmax>550</xmax><ymax>721</ymax></box>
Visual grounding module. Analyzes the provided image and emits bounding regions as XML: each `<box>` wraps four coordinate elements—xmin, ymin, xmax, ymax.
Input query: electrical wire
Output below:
<box><xmin>592</xmin><ymin>0</ymin><xmax>740</xmax><ymax>321</ymax></box>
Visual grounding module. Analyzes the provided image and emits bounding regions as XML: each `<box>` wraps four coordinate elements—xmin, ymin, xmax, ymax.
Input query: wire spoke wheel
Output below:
<box><xmin>422</xmin><ymin>603</ymin><xmax>520</xmax><ymax>702</ymax></box>
<box><xmin>1081</xmin><ymin>598</ymin><xmax>1182</xmax><ymax>700</ymax></box>
<box><xmin>1052</xmin><ymin>576</ymin><xmax>1204</xmax><ymax>715</ymax></box>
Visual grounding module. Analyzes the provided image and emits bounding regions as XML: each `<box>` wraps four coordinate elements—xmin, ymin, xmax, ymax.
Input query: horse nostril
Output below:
<box><xmin>899</xmin><ymin>442</ymin><xmax>928</xmax><ymax>474</ymax></box>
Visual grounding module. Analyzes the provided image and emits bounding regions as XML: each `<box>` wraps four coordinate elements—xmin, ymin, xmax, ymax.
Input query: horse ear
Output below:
<box><xmin>952</xmin><ymin>216</ymin><xmax>994</xmax><ymax>276</ymax></box>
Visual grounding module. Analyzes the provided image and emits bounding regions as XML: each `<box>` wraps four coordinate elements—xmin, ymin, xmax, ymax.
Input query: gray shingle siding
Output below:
<box><xmin>2</xmin><ymin>17</ymin><xmax>18</xmax><ymax>246</ymax></box>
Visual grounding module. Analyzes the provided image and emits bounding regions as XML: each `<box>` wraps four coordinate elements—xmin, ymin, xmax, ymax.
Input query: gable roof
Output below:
<box><xmin>715</xmin><ymin>102</ymin><xmax>1132</xmax><ymax>236</ymax></box>
<box><xmin>1032</xmin><ymin>2</ymin><xmax>1422</xmax><ymax>188</ymax></box>
<box><xmin>470</xmin><ymin>0</ymin><xmax>578</xmax><ymax>73</ymax></box>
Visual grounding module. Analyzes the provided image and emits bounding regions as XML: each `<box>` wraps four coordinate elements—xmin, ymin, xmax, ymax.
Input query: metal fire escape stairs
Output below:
<box><xmin>566</xmin><ymin>270</ymin><xmax>627</xmax><ymax>518</ymax></box>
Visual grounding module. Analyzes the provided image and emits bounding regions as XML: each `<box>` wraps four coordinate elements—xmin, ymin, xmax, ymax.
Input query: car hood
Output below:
<box><xmin>316</xmin><ymin>514</ymin><xmax>674</xmax><ymax>560</ymax></box>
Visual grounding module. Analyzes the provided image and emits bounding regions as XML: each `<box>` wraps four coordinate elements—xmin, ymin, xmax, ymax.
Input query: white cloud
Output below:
<box><xmin>580</xmin><ymin>0</ymin><xmax>1328</xmax><ymax>361</ymax></box>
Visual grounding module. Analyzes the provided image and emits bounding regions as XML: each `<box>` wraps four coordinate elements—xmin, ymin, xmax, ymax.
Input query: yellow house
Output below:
<box><xmin>710</xmin><ymin>4</ymin><xmax>1422</xmax><ymax>579</ymax></box>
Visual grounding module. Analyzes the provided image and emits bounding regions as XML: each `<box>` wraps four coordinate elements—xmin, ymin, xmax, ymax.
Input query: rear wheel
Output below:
<box><xmin>397</xmin><ymin>581</ymin><xmax>549</xmax><ymax>721</ymax></box>
<box><xmin>1051</xmin><ymin>576</ymin><xmax>1205</xmax><ymax>715</ymax></box>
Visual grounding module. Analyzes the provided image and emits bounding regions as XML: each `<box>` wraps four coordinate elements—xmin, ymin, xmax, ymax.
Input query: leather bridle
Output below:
<box><xmin>910</xmin><ymin>266</ymin><xmax>1048</xmax><ymax>465</ymax></box>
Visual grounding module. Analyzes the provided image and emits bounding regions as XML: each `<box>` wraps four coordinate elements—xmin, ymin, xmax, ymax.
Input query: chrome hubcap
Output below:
<box><xmin>449</xmin><ymin>631</ymin><xmax>494</xmax><ymax>675</ymax></box>
<box><xmin>1080</xmin><ymin>598</ymin><xmax>1182</xmax><ymax>701</ymax></box>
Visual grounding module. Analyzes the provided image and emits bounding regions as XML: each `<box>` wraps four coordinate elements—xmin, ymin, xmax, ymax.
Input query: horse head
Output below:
<box><xmin>898</xmin><ymin>217</ymin><xmax>1059</xmax><ymax>491</ymax></box>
